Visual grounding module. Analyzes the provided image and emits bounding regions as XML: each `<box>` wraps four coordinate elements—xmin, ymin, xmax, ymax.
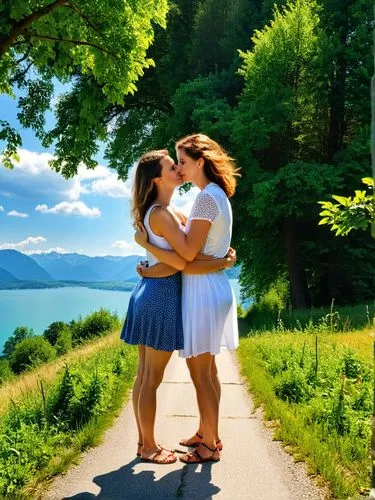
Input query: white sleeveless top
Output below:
<box><xmin>143</xmin><ymin>204</ymin><xmax>183</xmax><ymax>266</ymax></box>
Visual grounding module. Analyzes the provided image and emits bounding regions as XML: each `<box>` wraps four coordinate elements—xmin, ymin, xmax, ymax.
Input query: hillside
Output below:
<box><xmin>0</xmin><ymin>250</ymin><xmax>53</xmax><ymax>281</ymax></box>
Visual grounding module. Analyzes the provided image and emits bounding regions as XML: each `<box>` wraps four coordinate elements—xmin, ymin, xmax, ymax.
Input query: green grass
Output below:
<box><xmin>0</xmin><ymin>333</ymin><xmax>137</xmax><ymax>498</ymax></box>
<box><xmin>238</xmin><ymin>329</ymin><xmax>372</xmax><ymax>499</ymax></box>
<box><xmin>242</xmin><ymin>301</ymin><xmax>375</xmax><ymax>333</ymax></box>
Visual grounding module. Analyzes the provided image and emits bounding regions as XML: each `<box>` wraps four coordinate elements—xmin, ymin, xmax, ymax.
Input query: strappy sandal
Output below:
<box><xmin>180</xmin><ymin>442</ymin><xmax>220</xmax><ymax>464</ymax></box>
<box><xmin>137</xmin><ymin>442</ymin><xmax>173</xmax><ymax>457</ymax></box>
<box><xmin>179</xmin><ymin>433</ymin><xmax>223</xmax><ymax>451</ymax></box>
<box><xmin>137</xmin><ymin>442</ymin><xmax>143</xmax><ymax>457</ymax></box>
<box><xmin>141</xmin><ymin>447</ymin><xmax>177</xmax><ymax>464</ymax></box>
<box><xmin>179</xmin><ymin>432</ymin><xmax>203</xmax><ymax>448</ymax></box>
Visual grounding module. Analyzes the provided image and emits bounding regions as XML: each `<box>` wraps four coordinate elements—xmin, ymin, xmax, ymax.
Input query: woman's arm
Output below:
<box><xmin>138</xmin><ymin>249</ymin><xmax>236</xmax><ymax>278</ymax></box>
<box><xmin>135</xmin><ymin>208</ymin><xmax>212</xmax><ymax>262</ymax></box>
<box><xmin>137</xmin><ymin>262</ymin><xmax>178</xmax><ymax>278</ymax></box>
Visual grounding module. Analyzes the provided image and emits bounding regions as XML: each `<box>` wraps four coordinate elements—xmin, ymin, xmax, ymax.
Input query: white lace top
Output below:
<box><xmin>185</xmin><ymin>182</ymin><xmax>232</xmax><ymax>258</ymax></box>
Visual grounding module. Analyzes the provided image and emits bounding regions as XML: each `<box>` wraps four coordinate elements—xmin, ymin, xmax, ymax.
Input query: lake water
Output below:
<box><xmin>0</xmin><ymin>280</ymin><xmax>242</xmax><ymax>351</ymax></box>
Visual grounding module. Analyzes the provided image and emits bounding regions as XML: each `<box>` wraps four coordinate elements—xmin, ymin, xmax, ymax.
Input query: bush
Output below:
<box><xmin>55</xmin><ymin>328</ymin><xmax>72</xmax><ymax>356</ymax></box>
<box><xmin>3</xmin><ymin>326</ymin><xmax>34</xmax><ymax>358</ymax></box>
<box><xmin>274</xmin><ymin>365</ymin><xmax>312</xmax><ymax>403</ymax></box>
<box><xmin>43</xmin><ymin>322</ymin><xmax>71</xmax><ymax>346</ymax></box>
<box><xmin>10</xmin><ymin>337</ymin><xmax>56</xmax><ymax>374</ymax></box>
<box><xmin>0</xmin><ymin>359</ymin><xmax>14</xmax><ymax>384</ymax></box>
<box><xmin>72</xmin><ymin>309</ymin><xmax>120</xmax><ymax>344</ymax></box>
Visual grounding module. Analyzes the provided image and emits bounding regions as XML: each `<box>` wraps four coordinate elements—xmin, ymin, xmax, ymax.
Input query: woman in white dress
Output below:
<box><xmin>135</xmin><ymin>134</ymin><xmax>240</xmax><ymax>463</ymax></box>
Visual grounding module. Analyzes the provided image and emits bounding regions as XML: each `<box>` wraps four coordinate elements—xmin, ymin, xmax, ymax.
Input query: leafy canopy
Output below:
<box><xmin>319</xmin><ymin>178</ymin><xmax>375</xmax><ymax>236</ymax></box>
<box><xmin>0</xmin><ymin>0</ymin><xmax>168</xmax><ymax>174</ymax></box>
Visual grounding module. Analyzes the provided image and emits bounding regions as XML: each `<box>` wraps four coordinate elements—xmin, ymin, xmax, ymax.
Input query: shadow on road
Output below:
<box><xmin>63</xmin><ymin>457</ymin><xmax>221</xmax><ymax>499</ymax></box>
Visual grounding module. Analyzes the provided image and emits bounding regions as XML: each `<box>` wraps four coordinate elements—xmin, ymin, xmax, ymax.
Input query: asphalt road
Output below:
<box><xmin>46</xmin><ymin>350</ymin><xmax>327</xmax><ymax>500</ymax></box>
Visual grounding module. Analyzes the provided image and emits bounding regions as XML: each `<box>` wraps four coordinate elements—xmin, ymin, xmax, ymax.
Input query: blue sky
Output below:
<box><xmin>0</xmin><ymin>85</ymin><xmax>197</xmax><ymax>257</ymax></box>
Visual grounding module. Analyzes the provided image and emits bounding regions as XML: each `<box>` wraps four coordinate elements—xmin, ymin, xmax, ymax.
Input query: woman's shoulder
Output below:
<box><xmin>203</xmin><ymin>183</ymin><xmax>227</xmax><ymax>204</ymax></box>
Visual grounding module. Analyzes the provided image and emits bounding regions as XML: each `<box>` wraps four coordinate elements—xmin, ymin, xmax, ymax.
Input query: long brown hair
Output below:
<box><xmin>176</xmin><ymin>134</ymin><xmax>240</xmax><ymax>198</ymax></box>
<box><xmin>131</xmin><ymin>149</ymin><xmax>168</xmax><ymax>228</ymax></box>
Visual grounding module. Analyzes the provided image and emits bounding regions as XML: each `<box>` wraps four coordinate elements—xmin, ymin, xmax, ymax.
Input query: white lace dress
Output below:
<box><xmin>180</xmin><ymin>182</ymin><xmax>239</xmax><ymax>358</ymax></box>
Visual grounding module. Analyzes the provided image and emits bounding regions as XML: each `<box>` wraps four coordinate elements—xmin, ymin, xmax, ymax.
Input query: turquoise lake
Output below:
<box><xmin>0</xmin><ymin>280</ymin><xmax>242</xmax><ymax>351</ymax></box>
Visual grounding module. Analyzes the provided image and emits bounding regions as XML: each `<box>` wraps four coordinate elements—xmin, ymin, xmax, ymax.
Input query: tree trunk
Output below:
<box><xmin>370</xmin><ymin>4</ymin><xmax>375</xmax><ymax>497</ymax></box>
<box><xmin>326</xmin><ymin>5</ymin><xmax>349</xmax><ymax>162</ymax></box>
<box><xmin>0</xmin><ymin>0</ymin><xmax>66</xmax><ymax>56</ymax></box>
<box><xmin>282</xmin><ymin>216</ymin><xmax>311</xmax><ymax>309</ymax></box>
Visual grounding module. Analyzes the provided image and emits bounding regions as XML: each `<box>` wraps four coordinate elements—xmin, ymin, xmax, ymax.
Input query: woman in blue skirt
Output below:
<box><xmin>121</xmin><ymin>149</ymin><xmax>234</xmax><ymax>464</ymax></box>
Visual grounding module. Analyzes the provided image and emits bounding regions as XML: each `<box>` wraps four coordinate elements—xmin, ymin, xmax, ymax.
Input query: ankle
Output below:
<box><xmin>142</xmin><ymin>441</ymin><xmax>158</xmax><ymax>452</ymax></box>
<box><xmin>202</xmin><ymin>440</ymin><xmax>217</xmax><ymax>451</ymax></box>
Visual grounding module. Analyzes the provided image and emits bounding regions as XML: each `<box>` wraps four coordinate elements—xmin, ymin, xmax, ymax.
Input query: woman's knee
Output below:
<box><xmin>187</xmin><ymin>363</ymin><xmax>212</xmax><ymax>386</ymax></box>
<box><xmin>142</xmin><ymin>368</ymin><xmax>164</xmax><ymax>388</ymax></box>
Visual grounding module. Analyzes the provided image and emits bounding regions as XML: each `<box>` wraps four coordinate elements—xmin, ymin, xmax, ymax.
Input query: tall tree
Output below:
<box><xmin>0</xmin><ymin>0</ymin><xmax>168</xmax><ymax>174</ymax></box>
<box><xmin>232</xmin><ymin>0</ymin><xmax>374</xmax><ymax>307</ymax></box>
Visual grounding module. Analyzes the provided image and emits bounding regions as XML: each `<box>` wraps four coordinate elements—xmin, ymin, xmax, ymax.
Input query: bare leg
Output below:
<box><xmin>183</xmin><ymin>353</ymin><xmax>219</xmax><ymax>459</ymax></box>
<box><xmin>139</xmin><ymin>347</ymin><xmax>174</xmax><ymax>462</ymax></box>
<box><xmin>132</xmin><ymin>345</ymin><xmax>145</xmax><ymax>453</ymax></box>
<box><xmin>181</xmin><ymin>356</ymin><xmax>222</xmax><ymax>447</ymax></box>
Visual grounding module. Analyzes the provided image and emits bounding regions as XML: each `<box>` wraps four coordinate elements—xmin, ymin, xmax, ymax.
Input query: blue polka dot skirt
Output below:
<box><xmin>120</xmin><ymin>272</ymin><xmax>184</xmax><ymax>351</ymax></box>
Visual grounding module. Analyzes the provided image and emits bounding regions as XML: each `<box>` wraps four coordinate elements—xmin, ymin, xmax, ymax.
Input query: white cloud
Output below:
<box><xmin>0</xmin><ymin>205</ymin><xmax>4</xmax><ymax>212</ymax></box>
<box><xmin>88</xmin><ymin>174</ymin><xmax>132</xmax><ymax>198</ymax></box>
<box><xmin>23</xmin><ymin>246</ymin><xmax>68</xmax><ymax>255</ymax></box>
<box><xmin>112</xmin><ymin>240</ymin><xmax>145</xmax><ymax>257</ymax></box>
<box><xmin>171</xmin><ymin>186</ymin><xmax>199</xmax><ymax>217</ymax></box>
<box><xmin>7</xmin><ymin>210</ymin><xmax>29</xmax><ymax>218</ymax></box>
<box><xmin>0</xmin><ymin>148</ymin><xmax>132</xmax><ymax>203</ymax></box>
<box><xmin>35</xmin><ymin>201</ymin><xmax>101</xmax><ymax>218</ymax></box>
<box><xmin>0</xmin><ymin>236</ymin><xmax>47</xmax><ymax>250</ymax></box>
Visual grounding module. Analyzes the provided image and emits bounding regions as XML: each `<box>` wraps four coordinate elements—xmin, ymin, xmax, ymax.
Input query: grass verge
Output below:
<box><xmin>238</xmin><ymin>329</ymin><xmax>372</xmax><ymax>499</ymax></box>
<box><xmin>0</xmin><ymin>332</ymin><xmax>137</xmax><ymax>498</ymax></box>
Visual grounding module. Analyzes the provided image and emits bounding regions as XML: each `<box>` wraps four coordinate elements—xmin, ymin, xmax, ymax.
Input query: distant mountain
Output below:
<box><xmin>111</xmin><ymin>255</ymin><xmax>145</xmax><ymax>281</ymax></box>
<box><xmin>0</xmin><ymin>267</ymin><xmax>18</xmax><ymax>281</ymax></box>
<box><xmin>0</xmin><ymin>250</ymin><xmax>53</xmax><ymax>281</ymax></box>
<box><xmin>29</xmin><ymin>252</ymin><xmax>143</xmax><ymax>282</ymax></box>
<box><xmin>0</xmin><ymin>250</ymin><xmax>240</xmax><ymax>284</ymax></box>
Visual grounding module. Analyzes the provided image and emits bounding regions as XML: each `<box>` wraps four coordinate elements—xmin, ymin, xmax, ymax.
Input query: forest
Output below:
<box><xmin>1</xmin><ymin>0</ymin><xmax>374</xmax><ymax>308</ymax></box>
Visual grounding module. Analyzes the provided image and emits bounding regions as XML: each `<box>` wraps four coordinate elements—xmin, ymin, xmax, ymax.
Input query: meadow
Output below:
<box><xmin>238</xmin><ymin>316</ymin><xmax>372</xmax><ymax>498</ymax></box>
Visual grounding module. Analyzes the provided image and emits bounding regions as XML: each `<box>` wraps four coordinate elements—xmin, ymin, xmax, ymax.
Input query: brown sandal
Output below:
<box><xmin>179</xmin><ymin>433</ymin><xmax>223</xmax><ymax>451</ymax></box>
<box><xmin>180</xmin><ymin>442</ymin><xmax>220</xmax><ymax>464</ymax></box>
<box><xmin>137</xmin><ymin>442</ymin><xmax>143</xmax><ymax>457</ymax></box>
<box><xmin>137</xmin><ymin>442</ymin><xmax>173</xmax><ymax>457</ymax></box>
<box><xmin>179</xmin><ymin>432</ymin><xmax>203</xmax><ymax>448</ymax></box>
<box><xmin>141</xmin><ymin>447</ymin><xmax>177</xmax><ymax>464</ymax></box>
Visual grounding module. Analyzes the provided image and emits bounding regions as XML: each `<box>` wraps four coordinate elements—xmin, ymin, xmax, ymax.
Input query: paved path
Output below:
<box><xmin>46</xmin><ymin>351</ymin><xmax>326</xmax><ymax>499</ymax></box>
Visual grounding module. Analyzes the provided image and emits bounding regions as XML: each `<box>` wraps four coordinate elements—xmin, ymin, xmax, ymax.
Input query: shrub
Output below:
<box><xmin>43</xmin><ymin>322</ymin><xmax>71</xmax><ymax>346</ymax></box>
<box><xmin>3</xmin><ymin>326</ymin><xmax>34</xmax><ymax>358</ymax></box>
<box><xmin>55</xmin><ymin>328</ymin><xmax>72</xmax><ymax>356</ymax></box>
<box><xmin>10</xmin><ymin>337</ymin><xmax>56</xmax><ymax>374</ymax></box>
<box><xmin>72</xmin><ymin>309</ymin><xmax>120</xmax><ymax>344</ymax></box>
<box><xmin>274</xmin><ymin>365</ymin><xmax>312</xmax><ymax>403</ymax></box>
<box><xmin>0</xmin><ymin>359</ymin><xmax>14</xmax><ymax>384</ymax></box>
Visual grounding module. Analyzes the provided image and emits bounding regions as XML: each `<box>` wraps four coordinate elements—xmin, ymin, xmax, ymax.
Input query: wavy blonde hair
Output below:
<box><xmin>176</xmin><ymin>134</ymin><xmax>240</xmax><ymax>197</ymax></box>
<box><xmin>131</xmin><ymin>149</ymin><xmax>168</xmax><ymax>228</ymax></box>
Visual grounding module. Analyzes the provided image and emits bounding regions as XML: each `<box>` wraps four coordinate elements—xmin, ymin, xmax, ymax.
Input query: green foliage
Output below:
<box><xmin>2</xmin><ymin>326</ymin><xmax>34</xmax><ymax>358</ymax></box>
<box><xmin>55</xmin><ymin>328</ymin><xmax>73</xmax><ymax>356</ymax></box>
<box><xmin>10</xmin><ymin>337</ymin><xmax>56</xmax><ymax>374</ymax></box>
<box><xmin>232</xmin><ymin>0</ymin><xmax>374</xmax><ymax>307</ymax></box>
<box><xmin>0</xmin><ymin>340</ymin><xmax>137</xmax><ymax>496</ymax></box>
<box><xmin>238</xmin><ymin>331</ymin><xmax>372</xmax><ymax>496</ymax></box>
<box><xmin>43</xmin><ymin>321</ymin><xmax>71</xmax><ymax>346</ymax></box>
<box><xmin>0</xmin><ymin>0</ymin><xmax>168</xmax><ymax>175</ymax></box>
<box><xmin>274</xmin><ymin>364</ymin><xmax>312</xmax><ymax>403</ymax></box>
<box><xmin>0</xmin><ymin>359</ymin><xmax>14</xmax><ymax>385</ymax></box>
<box><xmin>244</xmin><ymin>301</ymin><xmax>375</xmax><ymax>333</ymax></box>
<box><xmin>319</xmin><ymin>177</ymin><xmax>375</xmax><ymax>236</ymax></box>
<box><xmin>71</xmin><ymin>308</ymin><xmax>120</xmax><ymax>345</ymax></box>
